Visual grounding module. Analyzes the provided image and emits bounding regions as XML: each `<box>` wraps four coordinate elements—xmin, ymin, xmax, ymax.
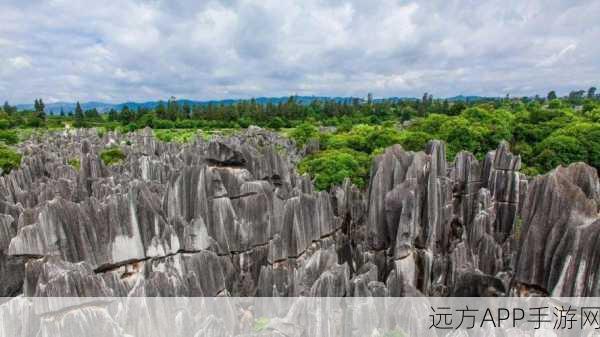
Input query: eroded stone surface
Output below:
<box><xmin>0</xmin><ymin>127</ymin><xmax>598</xmax><ymax>301</ymax></box>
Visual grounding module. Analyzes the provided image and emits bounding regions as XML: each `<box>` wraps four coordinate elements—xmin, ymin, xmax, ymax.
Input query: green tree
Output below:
<box><xmin>0</xmin><ymin>144</ymin><xmax>21</xmax><ymax>174</ymax></box>
<box><xmin>461</xmin><ymin>107</ymin><xmax>514</xmax><ymax>149</ymax></box>
<box><xmin>410</xmin><ymin>114</ymin><xmax>450</xmax><ymax>134</ymax></box>
<box><xmin>298</xmin><ymin>149</ymin><xmax>370</xmax><ymax>190</ymax></box>
<box><xmin>167</xmin><ymin>97</ymin><xmax>179</xmax><ymax>120</ymax></box>
<box><xmin>551</xmin><ymin>122</ymin><xmax>600</xmax><ymax>169</ymax></box>
<box><xmin>120</xmin><ymin>106</ymin><xmax>133</xmax><ymax>124</ymax></box>
<box><xmin>74</xmin><ymin>102</ymin><xmax>85</xmax><ymax>127</ymax></box>
<box><xmin>548</xmin><ymin>99</ymin><xmax>562</xmax><ymax>109</ymax></box>
<box><xmin>397</xmin><ymin>131</ymin><xmax>432</xmax><ymax>152</ymax></box>
<box><xmin>155</xmin><ymin>101</ymin><xmax>166</xmax><ymax>119</ymax></box>
<box><xmin>34</xmin><ymin>98</ymin><xmax>45</xmax><ymax>118</ymax></box>
<box><xmin>84</xmin><ymin>108</ymin><xmax>99</xmax><ymax>119</ymax></box>
<box><xmin>268</xmin><ymin>117</ymin><xmax>285</xmax><ymax>130</ymax></box>
<box><xmin>547</xmin><ymin>91</ymin><xmax>557</xmax><ymax>101</ymax></box>
<box><xmin>108</xmin><ymin>108</ymin><xmax>118</xmax><ymax>121</ymax></box>
<box><xmin>437</xmin><ymin>117</ymin><xmax>486</xmax><ymax>160</ymax></box>
<box><xmin>182</xmin><ymin>103</ymin><xmax>192</xmax><ymax>118</ymax></box>
<box><xmin>568</xmin><ymin>90</ymin><xmax>586</xmax><ymax>104</ymax></box>
<box><xmin>2</xmin><ymin>101</ymin><xmax>14</xmax><ymax>116</ymax></box>
<box><xmin>448</xmin><ymin>101</ymin><xmax>466</xmax><ymax>116</ymax></box>
<box><xmin>290</xmin><ymin>122</ymin><xmax>318</xmax><ymax>146</ymax></box>
<box><xmin>400</xmin><ymin>108</ymin><xmax>412</xmax><ymax>122</ymax></box>
<box><xmin>534</xmin><ymin>135</ymin><xmax>586</xmax><ymax>171</ymax></box>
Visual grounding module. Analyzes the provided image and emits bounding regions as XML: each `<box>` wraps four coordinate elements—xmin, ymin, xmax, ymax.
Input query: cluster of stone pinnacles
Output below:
<box><xmin>1</xmin><ymin>126</ymin><xmax>599</xmax><ymax>299</ymax></box>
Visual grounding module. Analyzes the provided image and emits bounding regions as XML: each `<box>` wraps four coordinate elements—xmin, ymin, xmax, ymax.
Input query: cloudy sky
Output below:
<box><xmin>1</xmin><ymin>0</ymin><xmax>599</xmax><ymax>104</ymax></box>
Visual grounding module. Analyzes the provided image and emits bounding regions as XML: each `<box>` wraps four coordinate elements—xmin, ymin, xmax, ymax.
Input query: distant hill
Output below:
<box><xmin>15</xmin><ymin>95</ymin><xmax>492</xmax><ymax>114</ymax></box>
<box><xmin>446</xmin><ymin>95</ymin><xmax>489</xmax><ymax>102</ymax></box>
<box><xmin>112</xmin><ymin>96</ymin><xmax>366</xmax><ymax>112</ymax></box>
<box><xmin>15</xmin><ymin>96</ymin><xmax>366</xmax><ymax>114</ymax></box>
<box><xmin>15</xmin><ymin>101</ymin><xmax>116</xmax><ymax>114</ymax></box>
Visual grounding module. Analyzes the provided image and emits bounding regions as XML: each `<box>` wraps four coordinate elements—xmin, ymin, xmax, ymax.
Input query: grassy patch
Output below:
<box><xmin>0</xmin><ymin>145</ymin><xmax>22</xmax><ymax>174</ymax></box>
<box><xmin>253</xmin><ymin>317</ymin><xmax>270</xmax><ymax>332</ymax></box>
<box><xmin>100</xmin><ymin>147</ymin><xmax>126</xmax><ymax>166</ymax></box>
<box><xmin>14</xmin><ymin>128</ymin><xmax>53</xmax><ymax>143</ymax></box>
<box><xmin>514</xmin><ymin>216</ymin><xmax>523</xmax><ymax>241</ymax></box>
<box><xmin>383</xmin><ymin>329</ymin><xmax>406</xmax><ymax>337</ymax></box>
<box><xmin>68</xmin><ymin>158</ymin><xmax>80</xmax><ymax>171</ymax></box>
<box><xmin>154</xmin><ymin>129</ymin><xmax>198</xmax><ymax>143</ymax></box>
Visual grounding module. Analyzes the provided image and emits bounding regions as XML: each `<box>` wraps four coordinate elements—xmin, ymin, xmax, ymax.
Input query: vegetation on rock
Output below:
<box><xmin>100</xmin><ymin>147</ymin><xmax>126</xmax><ymax>166</ymax></box>
<box><xmin>0</xmin><ymin>144</ymin><xmax>21</xmax><ymax>174</ymax></box>
<box><xmin>252</xmin><ymin>317</ymin><xmax>270</xmax><ymax>332</ymax></box>
<box><xmin>0</xmin><ymin>130</ymin><xmax>19</xmax><ymax>145</ymax></box>
<box><xmin>68</xmin><ymin>158</ymin><xmax>80</xmax><ymax>171</ymax></box>
<box><xmin>2</xmin><ymin>89</ymin><xmax>599</xmax><ymax>189</ymax></box>
<box><xmin>298</xmin><ymin>148</ymin><xmax>370</xmax><ymax>190</ymax></box>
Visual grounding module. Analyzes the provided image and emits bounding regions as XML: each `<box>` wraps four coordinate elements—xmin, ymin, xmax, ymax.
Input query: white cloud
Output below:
<box><xmin>0</xmin><ymin>0</ymin><xmax>598</xmax><ymax>103</ymax></box>
<box><xmin>8</xmin><ymin>56</ymin><xmax>31</xmax><ymax>70</ymax></box>
<box><xmin>537</xmin><ymin>44</ymin><xmax>577</xmax><ymax>67</ymax></box>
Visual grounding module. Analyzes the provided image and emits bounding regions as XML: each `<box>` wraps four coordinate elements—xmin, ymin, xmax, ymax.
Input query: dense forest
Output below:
<box><xmin>1</xmin><ymin>87</ymin><xmax>599</xmax><ymax>190</ymax></box>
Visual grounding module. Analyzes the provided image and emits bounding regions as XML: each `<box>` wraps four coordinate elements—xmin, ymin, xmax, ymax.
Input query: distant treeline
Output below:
<box><xmin>2</xmin><ymin>88</ymin><xmax>598</xmax><ymax>130</ymax></box>
<box><xmin>1</xmin><ymin>88</ymin><xmax>599</xmax><ymax>189</ymax></box>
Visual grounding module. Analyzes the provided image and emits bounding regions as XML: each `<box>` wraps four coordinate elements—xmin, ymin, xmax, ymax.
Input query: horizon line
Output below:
<box><xmin>9</xmin><ymin>90</ymin><xmax>591</xmax><ymax>106</ymax></box>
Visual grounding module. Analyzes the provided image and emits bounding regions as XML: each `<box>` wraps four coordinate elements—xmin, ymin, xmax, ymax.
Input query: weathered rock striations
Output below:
<box><xmin>0</xmin><ymin>126</ymin><xmax>599</xmax><ymax>301</ymax></box>
<box><xmin>513</xmin><ymin>163</ymin><xmax>600</xmax><ymax>296</ymax></box>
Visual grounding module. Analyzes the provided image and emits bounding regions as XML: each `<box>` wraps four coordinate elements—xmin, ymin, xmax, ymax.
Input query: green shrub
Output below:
<box><xmin>520</xmin><ymin>166</ymin><xmax>541</xmax><ymax>177</ymax></box>
<box><xmin>174</xmin><ymin>119</ymin><xmax>199</xmax><ymax>129</ymax></box>
<box><xmin>533</xmin><ymin>135</ymin><xmax>587</xmax><ymax>171</ymax></box>
<box><xmin>0</xmin><ymin>145</ymin><xmax>21</xmax><ymax>174</ymax></box>
<box><xmin>298</xmin><ymin>148</ymin><xmax>370</xmax><ymax>190</ymax></box>
<box><xmin>289</xmin><ymin>122</ymin><xmax>318</xmax><ymax>146</ymax></box>
<box><xmin>100</xmin><ymin>147</ymin><xmax>126</xmax><ymax>166</ymax></box>
<box><xmin>154</xmin><ymin>131</ymin><xmax>173</xmax><ymax>142</ymax></box>
<box><xmin>324</xmin><ymin>124</ymin><xmax>403</xmax><ymax>154</ymax></box>
<box><xmin>410</xmin><ymin>114</ymin><xmax>450</xmax><ymax>134</ymax></box>
<box><xmin>154</xmin><ymin>129</ymin><xmax>197</xmax><ymax>143</ymax></box>
<box><xmin>153</xmin><ymin>119</ymin><xmax>175</xmax><ymax>129</ymax></box>
<box><xmin>253</xmin><ymin>317</ymin><xmax>269</xmax><ymax>332</ymax></box>
<box><xmin>68</xmin><ymin>158</ymin><xmax>80</xmax><ymax>171</ymax></box>
<box><xmin>268</xmin><ymin>117</ymin><xmax>285</xmax><ymax>130</ymax></box>
<box><xmin>548</xmin><ymin>99</ymin><xmax>562</xmax><ymax>109</ymax></box>
<box><xmin>0</xmin><ymin>130</ymin><xmax>19</xmax><ymax>145</ymax></box>
<box><xmin>126</xmin><ymin>123</ymin><xmax>138</xmax><ymax>132</ymax></box>
<box><xmin>436</xmin><ymin>116</ymin><xmax>486</xmax><ymax>160</ymax></box>
<box><xmin>383</xmin><ymin>330</ymin><xmax>406</xmax><ymax>337</ymax></box>
<box><xmin>550</xmin><ymin>122</ymin><xmax>600</xmax><ymax>169</ymax></box>
<box><xmin>0</xmin><ymin>119</ymin><xmax>10</xmax><ymax>129</ymax></box>
<box><xmin>461</xmin><ymin>107</ymin><xmax>514</xmax><ymax>149</ymax></box>
<box><xmin>397</xmin><ymin>131</ymin><xmax>432</xmax><ymax>152</ymax></box>
<box><xmin>25</xmin><ymin>116</ymin><xmax>44</xmax><ymax>128</ymax></box>
<box><xmin>514</xmin><ymin>217</ymin><xmax>523</xmax><ymax>241</ymax></box>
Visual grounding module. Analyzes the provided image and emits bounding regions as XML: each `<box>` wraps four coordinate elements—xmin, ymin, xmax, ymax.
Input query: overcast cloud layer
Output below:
<box><xmin>1</xmin><ymin>0</ymin><xmax>599</xmax><ymax>103</ymax></box>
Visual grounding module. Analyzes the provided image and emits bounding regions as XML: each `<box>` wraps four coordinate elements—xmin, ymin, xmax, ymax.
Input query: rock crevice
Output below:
<box><xmin>1</xmin><ymin>127</ymin><xmax>599</xmax><ymax>299</ymax></box>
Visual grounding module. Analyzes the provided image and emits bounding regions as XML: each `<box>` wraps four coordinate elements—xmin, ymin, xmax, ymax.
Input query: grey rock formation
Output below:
<box><xmin>514</xmin><ymin>163</ymin><xmax>600</xmax><ymax>296</ymax></box>
<box><xmin>0</xmin><ymin>126</ymin><xmax>599</xmax><ymax>300</ymax></box>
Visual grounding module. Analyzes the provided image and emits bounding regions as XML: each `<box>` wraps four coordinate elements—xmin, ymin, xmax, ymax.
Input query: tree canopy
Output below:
<box><xmin>1</xmin><ymin>89</ymin><xmax>599</xmax><ymax>188</ymax></box>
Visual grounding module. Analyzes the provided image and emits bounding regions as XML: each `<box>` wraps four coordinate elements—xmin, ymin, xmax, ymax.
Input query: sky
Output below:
<box><xmin>1</xmin><ymin>0</ymin><xmax>599</xmax><ymax>104</ymax></box>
